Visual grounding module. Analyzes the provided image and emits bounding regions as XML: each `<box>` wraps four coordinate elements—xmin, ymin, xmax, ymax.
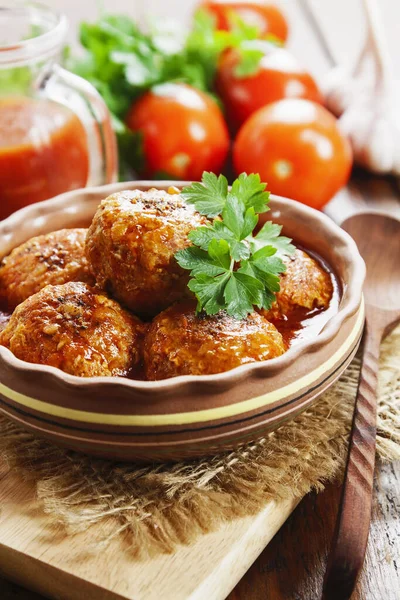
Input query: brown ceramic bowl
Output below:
<box><xmin>0</xmin><ymin>182</ymin><xmax>365</xmax><ymax>462</ymax></box>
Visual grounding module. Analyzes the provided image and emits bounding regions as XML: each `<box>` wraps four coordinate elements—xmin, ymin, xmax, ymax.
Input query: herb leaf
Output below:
<box><xmin>188</xmin><ymin>273</ymin><xmax>230</xmax><ymax>315</ymax></box>
<box><xmin>251</xmin><ymin>221</ymin><xmax>296</xmax><ymax>256</ymax></box>
<box><xmin>176</xmin><ymin>172</ymin><xmax>295</xmax><ymax>319</ymax></box>
<box><xmin>175</xmin><ymin>246</ymin><xmax>228</xmax><ymax>277</ymax></box>
<box><xmin>230</xmin><ymin>172</ymin><xmax>270</xmax><ymax>213</ymax></box>
<box><xmin>224</xmin><ymin>272</ymin><xmax>264</xmax><ymax>320</ymax></box>
<box><xmin>221</xmin><ymin>195</ymin><xmax>245</xmax><ymax>238</ymax></box>
<box><xmin>189</xmin><ymin>222</ymin><xmax>250</xmax><ymax>261</ymax></box>
<box><xmin>181</xmin><ymin>172</ymin><xmax>228</xmax><ymax>217</ymax></box>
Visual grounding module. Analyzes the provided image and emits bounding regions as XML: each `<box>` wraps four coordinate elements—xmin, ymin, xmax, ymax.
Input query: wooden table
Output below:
<box><xmin>2</xmin><ymin>1</ymin><xmax>400</xmax><ymax>598</ymax></box>
<box><xmin>229</xmin><ymin>462</ymin><xmax>400</xmax><ymax>600</ymax></box>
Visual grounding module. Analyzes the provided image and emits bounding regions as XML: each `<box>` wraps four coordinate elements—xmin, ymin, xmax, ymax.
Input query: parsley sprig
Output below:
<box><xmin>175</xmin><ymin>173</ymin><xmax>295</xmax><ymax>320</ymax></box>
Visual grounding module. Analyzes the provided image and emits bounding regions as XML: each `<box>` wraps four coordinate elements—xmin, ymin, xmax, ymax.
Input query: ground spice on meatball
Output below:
<box><xmin>0</xmin><ymin>228</ymin><xmax>94</xmax><ymax>311</ymax></box>
<box><xmin>144</xmin><ymin>300</ymin><xmax>286</xmax><ymax>379</ymax></box>
<box><xmin>85</xmin><ymin>189</ymin><xmax>209</xmax><ymax>318</ymax></box>
<box><xmin>260</xmin><ymin>248</ymin><xmax>333</xmax><ymax>321</ymax></box>
<box><xmin>0</xmin><ymin>282</ymin><xmax>146</xmax><ymax>377</ymax></box>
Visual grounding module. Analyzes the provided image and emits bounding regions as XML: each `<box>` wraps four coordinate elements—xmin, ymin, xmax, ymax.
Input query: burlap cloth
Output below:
<box><xmin>0</xmin><ymin>326</ymin><xmax>399</xmax><ymax>558</ymax></box>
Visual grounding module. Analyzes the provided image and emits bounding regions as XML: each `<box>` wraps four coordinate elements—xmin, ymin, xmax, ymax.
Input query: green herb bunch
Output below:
<box><xmin>175</xmin><ymin>173</ymin><xmax>295</xmax><ymax>320</ymax></box>
<box><xmin>68</xmin><ymin>12</ymin><xmax>276</xmax><ymax>178</ymax></box>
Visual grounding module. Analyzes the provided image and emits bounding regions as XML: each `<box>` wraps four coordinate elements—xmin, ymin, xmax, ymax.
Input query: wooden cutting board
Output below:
<box><xmin>0</xmin><ymin>460</ymin><xmax>298</xmax><ymax>600</ymax></box>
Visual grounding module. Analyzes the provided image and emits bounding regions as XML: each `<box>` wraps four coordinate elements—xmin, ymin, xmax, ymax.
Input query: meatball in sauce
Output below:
<box><xmin>0</xmin><ymin>228</ymin><xmax>94</xmax><ymax>312</ymax></box>
<box><xmin>259</xmin><ymin>248</ymin><xmax>337</xmax><ymax>347</ymax></box>
<box><xmin>261</xmin><ymin>249</ymin><xmax>333</xmax><ymax>321</ymax></box>
<box><xmin>144</xmin><ymin>301</ymin><xmax>286</xmax><ymax>380</ymax></box>
<box><xmin>0</xmin><ymin>282</ymin><xmax>146</xmax><ymax>378</ymax></box>
<box><xmin>86</xmin><ymin>189</ymin><xmax>209</xmax><ymax>318</ymax></box>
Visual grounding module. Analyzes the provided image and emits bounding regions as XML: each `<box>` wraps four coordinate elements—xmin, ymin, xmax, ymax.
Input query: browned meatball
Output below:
<box><xmin>0</xmin><ymin>282</ymin><xmax>145</xmax><ymax>377</ymax></box>
<box><xmin>86</xmin><ymin>188</ymin><xmax>208</xmax><ymax>318</ymax></box>
<box><xmin>261</xmin><ymin>249</ymin><xmax>333</xmax><ymax>321</ymax></box>
<box><xmin>144</xmin><ymin>301</ymin><xmax>286</xmax><ymax>380</ymax></box>
<box><xmin>0</xmin><ymin>229</ymin><xmax>94</xmax><ymax>311</ymax></box>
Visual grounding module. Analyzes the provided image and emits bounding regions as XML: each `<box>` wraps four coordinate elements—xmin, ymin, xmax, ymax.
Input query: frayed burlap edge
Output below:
<box><xmin>0</xmin><ymin>326</ymin><xmax>399</xmax><ymax>558</ymax></box>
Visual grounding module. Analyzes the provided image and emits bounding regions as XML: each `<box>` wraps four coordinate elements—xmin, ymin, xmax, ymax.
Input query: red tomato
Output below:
<box><xmin>126</xmin><ymin>83</ymin><xmax>230</xmax><ymax>180</ymax></box>
<box><xmin>199</xmin><ymin>1</ymin><xmax>289</xmax><ymax>41</ymax></box>
<box><xmin>217</xmin><ymin>44</ymin><xmax>322</xmax><ymax>130</ymax></box>
<box><xmin>233</xmin><ymin>99</ymin><xmax>353</xmax><ymax>209</ymax></box>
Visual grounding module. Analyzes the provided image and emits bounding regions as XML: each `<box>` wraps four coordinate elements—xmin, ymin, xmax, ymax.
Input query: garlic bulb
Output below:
<box><xmin>336</xmin><ymin>0</ymin><xmax>400</xmax><ymax>175</ymax></box>
<box><xmin>322</xmin><ymin>66</ymin><xmax>363</xmax><ymax>118</ymax></box>
<box><xmin>304</xmin><ymin>0</ymin><xmax>400</xmax><ymax>176</ymax></box>
<box><xmin>321</xmin><ymin>41</ymin><xmax>376</xmax><ymax>119</ymax></box>
<box><xmin>339</xmin><ymin>83</ymin><xmax>400</xmax><ymax>175</ymax></box>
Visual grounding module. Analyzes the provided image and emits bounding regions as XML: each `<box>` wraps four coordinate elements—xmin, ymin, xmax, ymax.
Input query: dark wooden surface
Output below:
<box><xmin>323</xmin><ymin>326</ymin><xmax>380</xmax><ymax>600</ymax></box>
<box><xmin>228</xmin><ymin>462</ymin><xmax>400</xmax><ymax>600</ymax></box>
<box><xmin>321</xmin><ymin>214</ymin><xmax>400</xmax><ymax>599</ymax></box>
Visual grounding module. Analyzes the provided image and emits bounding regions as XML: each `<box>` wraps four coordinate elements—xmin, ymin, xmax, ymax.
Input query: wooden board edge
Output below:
<box><xmin>188</xmin><ymin>498</ymin><xmax>299</xmax><ymax>600</ymax></box>
<box><xmin>0</xmin><ymin>543</ymin><xmax>126</xmax><ymax>600</ymax></box>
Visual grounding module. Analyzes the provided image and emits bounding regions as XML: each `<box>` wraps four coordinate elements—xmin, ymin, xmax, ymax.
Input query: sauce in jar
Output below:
<box><xmin>0</xmin><ymin>97</ymin><xmax>89</xmax><ymax>219</ymax></box>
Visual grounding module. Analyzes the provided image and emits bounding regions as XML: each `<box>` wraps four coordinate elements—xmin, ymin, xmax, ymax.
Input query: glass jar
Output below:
<box><xmin>0</xmin><ymin>1</ymin><xmax>118</xmax><ymax>220</ymax></box>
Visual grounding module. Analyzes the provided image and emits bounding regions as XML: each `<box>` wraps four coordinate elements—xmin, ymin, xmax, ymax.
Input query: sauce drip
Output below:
<box><xmin>0</xmin><ymin>97</ymin><xmax>89</xmax><ymax>220</ymax></box>
<box><xmin>271</xmin><ymin>271</ymin><xmax>340</xmax><ymax>348</ymax></box>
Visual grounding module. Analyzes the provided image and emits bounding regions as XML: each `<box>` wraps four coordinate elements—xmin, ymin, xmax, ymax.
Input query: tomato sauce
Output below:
<box><xmin>0</xmin><ymin>97</ymin><xmax>89</xmax><ymax>220</ymax></box>
<box><xmin>271</xmin><ymin>278</ymin><xmax>339</xmax><ymax>348</ymax></box>
<box><xmin>271</xmin><ymin>251</ymin><xmax>340</xmax><ymax>349</ymax></box>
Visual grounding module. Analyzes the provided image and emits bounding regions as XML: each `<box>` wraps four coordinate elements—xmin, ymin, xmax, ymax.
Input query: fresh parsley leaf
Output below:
<box><xmin>175</xmin><ymin>246</ymin><xmax>228</xmax><ymax>277</ymax></box>
<box><xmin>181</xmin><ymin>173</ymin><xmax>228</xmax><ymax>217</ymax></box>
<box><xmin>249</xmin><ymin>254</ymin><xmax>285</xmax><ymax>293</ymax></box>
<box><xmin>222</xmin><ymin>194</ymin><xmax>246</xmax><ymax>239</ymax></box>
<box><xmin>241</xmin><ymin>207</ymin><xmax>259</xmax><ymax>239</ymax></box>
<box><xmin>240</xmin><ymin>249</ymin><xmax>287</xmax><ymax>310</ymax></box>
<box><xmin>183</xmin><ymin>172</ymin><xmax>271</xmax><ymax>220</ymax></box>
<box><xmin>176</xmin><ymin>172</ymin><xmax>294</xmax><ymax>319</ymax></box>
<box><xmin>251</xmin><ymin>221</ymin><xmax>296</xmax><ymax>257</ymax></box>
<box><xmin>251</xmin><ymin>245</ymin><xmax>278</xmax><ymax>260</ymax></box>
<box><xmin>229</xmin><ymin>11</ymin><xmax>261</xmax><ymax>36</ymax></box>
<box><xmin>230</xmin><ymin>173</ymin><xmax>270</xmax><ymax>214</ymax></box>
<box><xmin>208</xmin><ymin>238</ymin><xmax>231</xmax><ymax>269</ymax></box>
<box><xmin>189</xmin><ymin>223</ymin><xmax>250</xmax><ymax>262</ymax></box>
<box><xmin>188</xmin><ymin>224</ymin><xmax>223</xmax><ymax>250</ymax></box>
<box><xmin>233</xmin><ymin>40</ymin><xmax>277</xmax><ymax>78</ymax></box>
<box><xmin>224</xmin><ymin>272</ymin><xmax>264</xmax><ymax>320</ymax></box>
<box><xmin>188</xmin><ymin>273</ymin><xmax>230</xmax><ymax>315</ymax></box>
<box><xmin>238</xmin><ymin>260</ymin><xmax>277</xmax><ymax>310</ymax></box>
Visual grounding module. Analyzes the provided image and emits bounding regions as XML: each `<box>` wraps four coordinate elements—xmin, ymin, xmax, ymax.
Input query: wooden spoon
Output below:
<box><xmin>322</xmin><ymin>212</ymin><xmax>400</xmax><ymax>599</ymax></box>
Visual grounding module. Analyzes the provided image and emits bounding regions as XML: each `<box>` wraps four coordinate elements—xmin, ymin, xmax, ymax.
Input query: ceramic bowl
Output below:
<box><xmin>0</xmin><ymin>182</ymin><xmax>365</xmax><ymax>462</ymax></box>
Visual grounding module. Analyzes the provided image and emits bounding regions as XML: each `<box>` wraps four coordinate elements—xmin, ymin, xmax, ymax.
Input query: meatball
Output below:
<box><xmin>144</xmin><ymin>301</ymin><xmax>286</xmax><ymax>380</ymax></box>
<box><xmin>0</xmin><ymin>229</ymin><xmax>94</xmax><ymax>311</ymax></box>
<box><xmin>261</xmin><ymin>249</ymin><xmax>333</xmax><ymax>321</ymax></box>
<box><xmin>0</xmin><ymin>282</ymin><xmax>145</xmax><ymax>378</ymax></box>
<box><xmin>86</xmin><ymin>188</ymin><xmax>208</xmax><ymax>318</ymax></box>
